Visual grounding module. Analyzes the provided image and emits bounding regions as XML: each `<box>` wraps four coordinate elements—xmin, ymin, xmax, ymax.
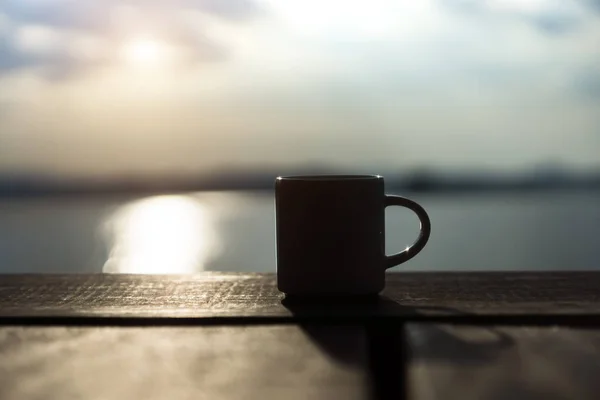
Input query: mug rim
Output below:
<box><xmin>277</xmin><ymin>174</ymin><xmax>382</xmax><ymax>181</ymax></box>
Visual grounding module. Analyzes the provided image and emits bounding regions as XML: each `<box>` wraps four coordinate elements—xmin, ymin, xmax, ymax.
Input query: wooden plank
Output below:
<box><xmin>0</xmin><ymin>324</ymin><xmax>370</xmax><ymax>400</ymax></box>
<box><xmin>1</xmin><ymin>272</ymin><xmax>600</xmax><ymax>319</ymax></box>
<box><xmin>406</xmin><ymin>324</ymin><xmax>600</xmax><ymax>400</ymax></box>
<box><xmin>384</xmin><ymin>272</ymin><xmax>600</xmax><ymax>315</ymax></box>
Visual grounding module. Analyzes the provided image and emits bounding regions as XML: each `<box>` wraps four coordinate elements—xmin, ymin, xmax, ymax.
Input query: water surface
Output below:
<box><xmin>1</xmin><ymin>190</ymin><xmax>599</xmax><ymax>273</ymax></box>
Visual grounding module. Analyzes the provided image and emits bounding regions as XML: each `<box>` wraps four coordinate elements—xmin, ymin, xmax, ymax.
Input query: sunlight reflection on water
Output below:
<box><xmin>102</xmin><ymin>195</ymin><xmax>221</xmax><ymax>273</ymax></box>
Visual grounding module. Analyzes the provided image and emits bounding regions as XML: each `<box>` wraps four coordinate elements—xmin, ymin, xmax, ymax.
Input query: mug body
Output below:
<box><xmin>276</xmin><ymin>175</ymin><xmax>385</xmax><ymax>296</ymax></box>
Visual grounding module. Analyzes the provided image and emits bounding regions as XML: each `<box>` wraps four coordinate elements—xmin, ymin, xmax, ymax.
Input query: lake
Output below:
<box><xmin>1</xmin><ymin>190</ymin><xmax>599</xmax><ymax>274</ymax></box>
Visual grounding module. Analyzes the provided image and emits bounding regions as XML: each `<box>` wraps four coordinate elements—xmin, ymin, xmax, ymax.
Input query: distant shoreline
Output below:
<box><xmin>2</xmin><ymin>173</ymin><xmax>599</xmax><ymax>198</ymax></box>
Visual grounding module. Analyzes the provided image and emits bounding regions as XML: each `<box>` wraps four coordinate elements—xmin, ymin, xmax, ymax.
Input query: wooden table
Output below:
<box><xmin>2</xmin><ymin>272</ymin><xmax>600</xmax><ymax>400</ymax></box>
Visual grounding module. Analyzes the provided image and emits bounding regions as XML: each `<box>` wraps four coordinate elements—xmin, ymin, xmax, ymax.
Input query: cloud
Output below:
<box><xmin>0</xmin><ymin>24</ymin><xmax>110</xmax><ymax>79</ymax></box>
<box><xmin>442</xmin><ymin>0</ymin><xmax>590</xmax><ymax>34</ymax></box>
<box><xmin>588</xmin><ymin>0</ymin><xmax>600</xmax><ymax>11</ymax></box>
<box><xmin>571</xmin><ymin>68</ymin><xmax>600</xmax><ymax>99</ymax></box>
<box><xmin>0</xmin><ymin>0</ymin><xmax>260</xmax><ymax>79</ymax></box>
<box><xmin>531</xmin><ymin>13</ymin><xmax>580</xmax><ymax>34</ymax></box>
<box><xmin>185</xmin><ymin>0</ymin><xmax>261</xmax><ymax>20</ymax></box>
<box><xmin>2</xmin><ymin>0</ymin><xmax>111</xmax><ymax>32</ymax></box>
<box><xmin>1</xmin><ymin>0</ymin><xmax>260</xmax><ymax>31</ymax></box>
<box><xmin>1</xmin><ymin>0</ymin><xmax>599</xmax><ymax>177</ymax></box>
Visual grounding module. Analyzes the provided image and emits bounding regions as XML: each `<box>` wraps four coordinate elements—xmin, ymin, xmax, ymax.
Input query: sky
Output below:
<box><xmin>0</xmin><ymin>0</ymin><xmax>599</xmax><ymax>179</ymax></box>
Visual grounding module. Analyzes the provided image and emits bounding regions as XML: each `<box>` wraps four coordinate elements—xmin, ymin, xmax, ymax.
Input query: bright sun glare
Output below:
<box><xmin>123</xmin><ymin>38</ymin><xmax>164</xmax><ymax>66</ymax></box>
<box><xmin>102</xmin><ymin>195</ymin><xmax>220</xmax><ymax>273</ymax></box>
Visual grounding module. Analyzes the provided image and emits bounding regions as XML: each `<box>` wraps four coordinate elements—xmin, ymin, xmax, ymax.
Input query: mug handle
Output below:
<box><xmin>384</xmin><ymin>195</ymin><xmax>431</xmax><ymax>269</ymax></box>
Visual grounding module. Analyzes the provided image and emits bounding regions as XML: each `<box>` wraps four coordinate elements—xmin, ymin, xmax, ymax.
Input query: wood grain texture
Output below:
<box><xmin>406</xmin><ymin>324</ymin><xmax>600</xmax><ymax>400</ymax></box>
<box><xmin>1</xmin><ymin>272</ymin><xmax>600</xmax><ymax>319</ymax></box>
<box><xmin>0</xmin><ymin>325</ymin><xmax>370</xmax><ymax>400</ymax></box>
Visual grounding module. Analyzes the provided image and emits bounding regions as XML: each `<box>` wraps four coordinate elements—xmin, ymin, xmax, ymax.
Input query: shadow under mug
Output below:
<box><xmin>276</xmin><ymin>175</ymin><xmax>431</xmax><ymax>296</ymax></box>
